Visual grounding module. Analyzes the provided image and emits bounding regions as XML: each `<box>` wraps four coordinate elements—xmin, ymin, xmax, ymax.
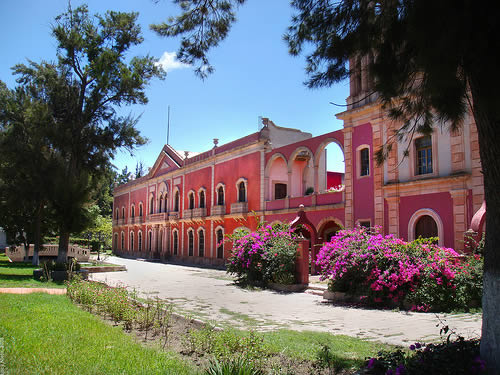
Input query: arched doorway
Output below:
<box><xmin>415</xmin><ymin>215</ymin><xmax>438</xmax><ymax>240</ymax></box>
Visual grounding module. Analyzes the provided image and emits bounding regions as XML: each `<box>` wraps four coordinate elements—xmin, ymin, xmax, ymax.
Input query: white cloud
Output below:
<box><xmin>156</xmin><ymin>51</ymin><xmax>190</xmax><ymax>72</ymax></box>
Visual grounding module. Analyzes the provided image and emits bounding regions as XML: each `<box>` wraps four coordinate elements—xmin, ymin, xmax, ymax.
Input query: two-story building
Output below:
<box><xmin>112</xmin><ymin>61</ymin><xmax>484</xmax><ymax>266</ymax></box>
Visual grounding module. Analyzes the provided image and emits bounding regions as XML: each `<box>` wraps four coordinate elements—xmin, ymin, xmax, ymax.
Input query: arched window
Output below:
<box><xmin>139</xmin><ymin>203</ymin><xmax>143</xmax><ymax>217</ymax></box>
<box><xmin>138</xmin><ymin>232</ymin><xmax>142</xmax><ymax>251</ymax></box>
<box><xmin>198</xmin><ymin>229</ymin><xmax>205</xmax><ymax>257</ymax></box>
<box><xmin>188</xmin><ymin>230</ymin><xmax>194</xmax><ymax>256</ymax></box>
<box><xmin>121</xmin><ymin>232</ymin><xmax>124</xmax><ymax>250</ymax></box>
<box><xmin>163</xmin><ymin>194</ymin><xmax>168</xmax><ymax>212</ymax></box>
<box><xmin>173</xmin><ymin>230</ymin><xmax>178</xmax><ymax>255</ymax></box>
<box><xmin>148</xmin><ymin>231</ymin><xmax>153</xmax><ymax>251</ymax></box>
<box><xmin>130</xmin><ymin>232</ymin><xmax>134</xmax><ymax>251</ymax></box>
<box><xmin>150</xmin><ymin>196</ymin><xmax>154</xmax><ymax>214</ymax></box>
<box><xmin>115</xmin><ymin>209</ymin><xmax>119</xmax><ymax>220</ymax></box>
<box><xmin>159</xmin><ymin>195</ymin><xmax>163</xmax><ymax>213</ymax></box>
<box><xmin>359</xmin><ymin>147</ymin><xmax>370</xmax><ymax>177</ymax></box>
<box><xmin>415</xmin><ymin>215</ymin><xmax>438</xmax><ymax>240</ymax></box>
<box><xmin>131</xmin><ymin>205</ymin><xmax>135</xmax><ymax>218</ymax></box>
<box><xmin>189</xmin><ymin>191</ymin><xmax>195</xmax><ymax>209</ymax></box>
<box><xmin>174</xmin><ymin>191</ymin><xmax>179</xmax><ymax>212</ymax></box>
<box><xmin>122</xmin><ymin>207</ymin><xmax>125</xmax><ymax>219</ymax></box>
<box><xmin>238</xmin><ymin>181</ymin><xmax>246</xmax><ymax>202</ymax></box>
<box><xmin>217</xmin><ymin>186</ymin><xmax>224</xmax><ymax>206</ymax></box>
<box><xmin>113</xmin><ymin>233</ymin><xmax>118</xmax><ymax>250</ymax></box>
<box><xmin>199</xmin><ymin>190</ymin><xmax>205</xmax><ymax>208</ymax></box>
<box><xmin>216</xmin><ymin>229</ymin><xmax>224</xmax><ymax>259</ymax></box>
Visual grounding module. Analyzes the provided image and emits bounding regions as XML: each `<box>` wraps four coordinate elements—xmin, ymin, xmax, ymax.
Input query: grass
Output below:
<box><xmin>0</xmin><ymin>253</ymin><xmax>65</xmax><ymax>288</ymax></box>
<box><xmin>80</xmin><ymin>262</ymin><xmax>122</xmax><ymax>268</ymax></box>
<box><xmin>0</xmin><ymin>293</ymin><xmax>196</xmax><ymax>374</ymax></box>
<box><xmin>262</xmin><ymin>329</ymin><xmax>393</xmax><ymax>367</ymax></box>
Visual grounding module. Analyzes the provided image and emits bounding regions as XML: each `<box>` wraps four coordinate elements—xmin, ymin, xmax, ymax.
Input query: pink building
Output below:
<box><xmin>112</xmin><ymin>68</ymin><xmax>484</xmax><ymax>265</ymax></box>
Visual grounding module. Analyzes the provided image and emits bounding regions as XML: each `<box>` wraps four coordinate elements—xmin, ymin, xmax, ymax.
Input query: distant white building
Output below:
<box><xmin>0</xmin><ymin>228</ymin><xmax>7</xmax><ymax>250</ymax></box>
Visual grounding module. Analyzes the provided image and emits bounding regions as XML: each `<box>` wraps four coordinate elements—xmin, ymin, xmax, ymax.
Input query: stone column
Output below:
<box><xmin>343</xmin><ymin>126</ymin><xmax>354</xmax><ymax>228</ymax></box>
<box><xmin>295</xmin><ymin>239</ymin><xmax>310</xmax><ymax>285</ymax></box>
<box><xmin>385</xmin><ymin>196</ymin><xmax>400</xmax><ymax>237</ymax></box>
<box><xmin>450</xmin><ymin>189</ymin><xmax>468</xmax><ymax>252</ymax></box>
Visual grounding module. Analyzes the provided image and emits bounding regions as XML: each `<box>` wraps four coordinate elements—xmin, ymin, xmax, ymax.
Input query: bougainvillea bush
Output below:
<box><xmin>226</xmin><ymin>224</ymin><xmax>299</xmax><ymax>285</ymax></box>
<box><xmin>315</xmin><ymin>226</ymin><xmax>483</xmax><ymax>311</ymax></box>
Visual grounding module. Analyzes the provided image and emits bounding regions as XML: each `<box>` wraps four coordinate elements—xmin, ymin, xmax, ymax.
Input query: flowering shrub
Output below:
<box><xmin>315</xmin><ymin>226</ymin><xmax>483</xmax><ymax>311</ymax></box>
<box><xmin>226</xmin><ymin>223</ymin><xmax>299</xmax><ymax>285</ymax></box>
<box><xmin>363</xmin><ymin>337</ymin><xmax>486</xmax><ymax>374</ymax></box>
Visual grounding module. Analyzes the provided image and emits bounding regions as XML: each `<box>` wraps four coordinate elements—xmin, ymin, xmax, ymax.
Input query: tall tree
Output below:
<box><xmin>153</xmin><ymin>0</ymin><xmax>500</xmax><ymax>371</ymax></box>
<box><xmin>12</xmin><ymin>5</ymin><xmax>165</xmax><ymax>262</ymax></box>
<box><xmin>0</xmin><ymin>82</ymin><xmax>56</xmax><ymax>265</ymax></box>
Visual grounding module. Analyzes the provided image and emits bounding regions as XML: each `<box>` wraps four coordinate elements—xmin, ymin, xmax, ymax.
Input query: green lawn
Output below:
<box><xmin>0</xmin><ymin>253</ymin><xmax>65</xmax><ymax>288</ymax></box>
<box><xmin>0</xmin><ymin>293</ymin><xmax>196</xmax><ymax>374</ymax></box>
<box><xmin>262</xmin><ymin>329</ymin><xmax>392</xmax><ymax>368</ymax></box>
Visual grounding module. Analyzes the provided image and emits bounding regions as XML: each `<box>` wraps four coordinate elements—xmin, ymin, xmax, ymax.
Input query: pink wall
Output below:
<box><xmin>352</xmin><ymin>123</ymin><xmax>374</xmax><ymax>223</ymax></box>
<box><xmin>214</xmin><ymin>152</ymin><xmax>261</xmax><ymax>212</ymax></box>
<box><xmin>399</xmin><ymin>192</ymin><xmax>454</xmax><ymax>248</ymax></box>
<box><xmin>268</xmin><ymin>157</ymin><xmax>288</xmax><ymax>199</ymax></box>
<box><xmin>184</xmin><ymin>167</ymin><xmax>212</xmax><ymax>210</ymax></box>
<box><xmin>291</xmin><ymin>160</ymin><xmax>307</xmax><ymax>196</ymax></box>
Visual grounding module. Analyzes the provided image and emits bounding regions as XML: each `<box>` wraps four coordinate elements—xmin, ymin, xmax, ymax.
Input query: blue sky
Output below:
<box><xmin>0</xmin><ymin>0</ymin><xmax>348</xmax><ymax>173</ymax></box>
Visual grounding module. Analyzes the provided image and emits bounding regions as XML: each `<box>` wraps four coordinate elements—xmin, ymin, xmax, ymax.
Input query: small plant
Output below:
<box><xmin>314</xmin><ymin>344</ymin><xmax>336</xmax><ymax>375</ymax></box>
<box><xmin>204</xmin><ymin>356</ymin><xmax>264</xmax><ymax>375</ymax></box>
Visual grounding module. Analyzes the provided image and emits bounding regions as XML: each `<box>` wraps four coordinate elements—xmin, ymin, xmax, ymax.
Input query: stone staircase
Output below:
<box><xmin>304</xmin><ymin>283</ymin><xmax>328</xmax><ymax>297</ymax></box>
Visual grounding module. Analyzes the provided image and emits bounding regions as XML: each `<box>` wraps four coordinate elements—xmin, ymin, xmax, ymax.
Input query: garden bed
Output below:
<box><xmin>65</xmin><ymin>279</ymin><xmax>388</xmax><ymax>374</ymax></box>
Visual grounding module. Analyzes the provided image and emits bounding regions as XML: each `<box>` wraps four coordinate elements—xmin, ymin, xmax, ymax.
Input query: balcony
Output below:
<box><xmin>182</xmin><ymin>209</ymin><xmax>193</xmax><ymax>220</ymax></box>
<box><xmin>128</xmin><ymin>216</ymin><xmax>145</xmax><ymax>225</ymax></box>
<box><xmin>168</xmin><ymin>212</ymin><xmax>179</xmax><ymax>221</ymax></box>
<box><xmin>265</xmin><ymin>191</ymin><xmax>344</xmax><ymax>212</ymax></box>
<box><xmin>192</xmin><ymin>207</ymin><xmax>207</xmax><ymax>218</ymax></box>
<box><xmin>230</xmin><ymin>202</ymin><xmax>248</xmax><ymax>215</ymax></box>
<box><xmin>211</xmin><ymin>205</ymin><xmax>226</xmax><ymax>217</ymax></box>
<box><xmin>265</xmin><ymin>199</ymin><xmax>286</xmax><ymax>211</ymax></box>
<box><xmin>113</xmin><ymin>218</ymin><xmax>126</xmax><ymax>226</ymax></box>
<box><xmin>148</xmin><ymin>212</ymin><xmax>166</xmax><ymax>223</ymax></box>
<box><xmin>289</xmin><ymin>196</ymin><xmax>312</xmax><ymax>209</ymax></box>
<box><xmin>316</xmin><ymin>191</ymin><xmax>343</xmax><ymax>205</ymax></box>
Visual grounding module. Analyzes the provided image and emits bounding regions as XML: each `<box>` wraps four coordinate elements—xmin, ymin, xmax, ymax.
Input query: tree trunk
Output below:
<box><xmin>470</xmin><ymin>79</ymin><xmax>500</xmax><ymax>374</ymax></box>
<box><xmin>57</xmin><ymin>231</ymin><xmax>70</xmax><ymax>263</ymax></box>
<box><xmin>23</xmin><ymin>238</ymin><xmax>29</xmax><ymax>263</ymax></box>
<box><xmin>32</xmin><ymin>204</ymin><xmax>43</xmax><ymax>266</ymax></box>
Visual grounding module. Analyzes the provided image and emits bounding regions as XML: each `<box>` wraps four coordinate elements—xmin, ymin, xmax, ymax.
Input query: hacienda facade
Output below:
<box><xmin>112</xmin><ymin>60</ymin><xmax>485</xmax><ymax>266</ymax></box>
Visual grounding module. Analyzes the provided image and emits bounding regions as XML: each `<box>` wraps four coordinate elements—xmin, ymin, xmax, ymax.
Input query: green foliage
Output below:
<box><xmin>186</xmin><ymin>325</ymin><xmax>269</xmax><ymax>370</ymax></box>
<box><xmin>151</xmin><ymin>0</ymin><xmax>246</xmax><ymax>78</ymax></box>
<box><xmin>363</xmin><ymin>337</ymin><xmax>485</xmax><ymax>375</ymax></box>
<box><xmin>204</xmin><ymin>356</ymin><xmax>264</xmax><ymax>375</ymax></box>
<box><xmin>2</xmin><ymin>4</ymin><xmax>165</xmax><ymax>260</ymax></box>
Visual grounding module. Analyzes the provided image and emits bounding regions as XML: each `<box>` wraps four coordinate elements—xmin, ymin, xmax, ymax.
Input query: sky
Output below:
<box><xmin>0</xmin><ymin>0</ymin><xmax>348</xmax><ymax>174</ymax></box>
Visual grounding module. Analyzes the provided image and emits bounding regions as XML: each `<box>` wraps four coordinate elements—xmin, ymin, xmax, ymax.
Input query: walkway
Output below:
<box><xmin>90</xmin><ymin>256</ymin><xmax>482</xmax><ymax>346</ymax></box>
<box><xmin>0</xmin><ymin>287</ymin><xmax>66</xmax><ymax>295</ymax></box>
